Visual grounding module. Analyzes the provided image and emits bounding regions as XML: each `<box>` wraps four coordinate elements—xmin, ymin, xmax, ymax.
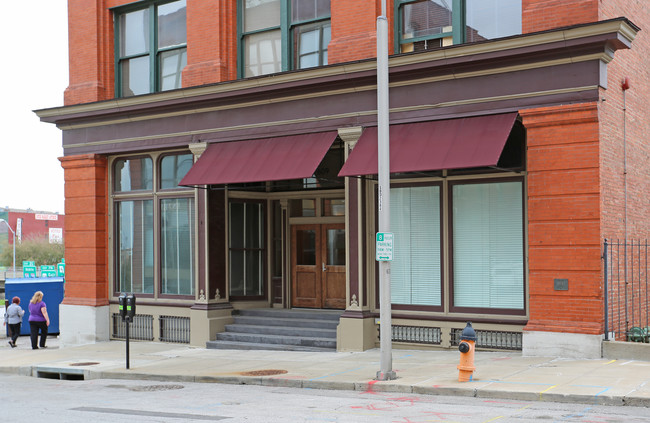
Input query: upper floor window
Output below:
<box><xmin>115</xmin><ymin>0</ymin><xmax>187</xmax><ymax>97</ymax></box>
<box><xmin>239</xmin><ymin>0</ymin><xmax>331</xmax><ymax>78</ymax></box>
<box><xmin>397</xmin><ymin>0</ymin><xmax>521</xmax><ymax>53</ymax></box>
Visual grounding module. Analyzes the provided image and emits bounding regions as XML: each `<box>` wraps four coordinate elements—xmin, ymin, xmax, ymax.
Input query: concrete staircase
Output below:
<box><xmin>206</xmin><ymin>308</ymin><xmax>342</xmax><ymax>352</ymax></box>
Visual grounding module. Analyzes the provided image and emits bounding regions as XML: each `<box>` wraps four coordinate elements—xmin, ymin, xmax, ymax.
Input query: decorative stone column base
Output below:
<box><xmin>336</xmin><ymin>313</ymin><xmax>377</xmax><ymax>352</ymax></box>
<box><xmin>189</xmin><ymin>304</ymin><xmax>234</xmax><ymax>347</ymax></box>
<box><xmin>523</xmin><ymin>331</ymin><xmax>602</xmax><ymax>359</ymax></box>
<box><xmin>59</xmin><ymin>304</ymin><xmax>110</xmax><ymax>347</ymax></box>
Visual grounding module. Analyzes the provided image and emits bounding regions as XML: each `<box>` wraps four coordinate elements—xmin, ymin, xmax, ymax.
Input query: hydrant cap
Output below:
<box><xmin>460</xmin><ymin>321</ymin><xmax>477</xmax><ymax>341</ymax></box>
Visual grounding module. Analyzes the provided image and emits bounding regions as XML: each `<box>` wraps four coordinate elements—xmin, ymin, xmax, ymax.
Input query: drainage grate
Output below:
<box><xmin>112</xmin><ymin>313</ymin><xmax>154</xmax><ymax>341</ymax></box>
<box><xmin>159</xmin><ymin>315</ymin><xmax>191</xmax><ymax>344</ymax></box>
<box><xmin>36</xmin><ymin>370</ymin><xmax>85</xmax><ymax>380</ymax></box>
<box><xmin>451</xmin><ymin>328</ymin><xmax>522</xmax><ymax>350</ymax></box>
<box><xmin>391</xmin><ymin>325</ymin><xmax>442</xmax><ymax>345</ymax></box>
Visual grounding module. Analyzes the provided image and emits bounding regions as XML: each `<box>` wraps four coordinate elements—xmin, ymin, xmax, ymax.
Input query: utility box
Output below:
<box><xmin>4</xmin><ymin>277</ymin><xmax>64</xmax><ymax>335</ymax></box>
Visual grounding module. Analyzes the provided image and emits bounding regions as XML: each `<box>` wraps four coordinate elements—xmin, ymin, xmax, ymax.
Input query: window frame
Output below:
<box><xmin>387</xmin><ymin>181</ymin><xmax>444</xmax><ymax>312</ymax></box>
<box><xmin>447</xmin><ymin>176</ymin><xmax>527</xmax><ymax>316</ymax></box>
<box><xmin>394</xmin><ymin>0</ymin><xmax>523</xmax><ymax>53</ymax></box>
<box><xmin>158</xmin><ymin>152</ymin><xmax>195</xmax><ymax>191</ymax></box>
<box><xmin>113</xmin><ymin>0</ymin><xmax>187</xmax><ymax>97</ymax></box>
<box><xmin>111</xmin><ymin>151</ymin><xmax>196</xmax><ymax>300</ymax></box>
<box><xmin>374</xmin><ymin>175</ymin><xmax>526</xmax><ymax>316</ymax></box>
<box><xmin>158</xmin><ymin>194</ymin><xmax>196</xmax><ymax>298</ymax></box>
<box><xmin>114</xmin><ymin>196</ymin><xmax>155</xmax><ymax>296</ymax></box>
<box><xmin>237</xmin><ymin>0</ymin><xmax>331</xmax><ymax>78</ymax></box>
<box><xmin>113</xmin><ymin>155</ymin><xmax>154</xmax><ymax>193</ymax></box>
<box><xmin>394</xmin><ymin>0</ymin><xmax>466</xmax><ymax>53</ymax></box>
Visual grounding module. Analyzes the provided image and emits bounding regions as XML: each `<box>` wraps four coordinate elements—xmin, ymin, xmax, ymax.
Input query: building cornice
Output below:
<box><xmin>35</xmin><ymin>18</ymin><xmax>637</xmax><ymax>126</ymax></box>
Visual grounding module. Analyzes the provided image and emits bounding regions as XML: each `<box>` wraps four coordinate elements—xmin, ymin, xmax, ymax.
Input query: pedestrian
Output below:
<box><xmin>4</xmin><ymin>296</ymin><xmax>25</xmax><ymax>348</ymax></box>
<box><xmin>28</xmin><ymin>291</ymin><xmax>50</xmax><ymax>350</ymax></box>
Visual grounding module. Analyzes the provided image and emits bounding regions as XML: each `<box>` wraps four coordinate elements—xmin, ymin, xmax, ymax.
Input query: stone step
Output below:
<box><xmin>225</xmin><ymin>323</ymin><xmax>337</xmax><ymax>339</ymax></box>
<box><xmin>208</xmin><ymin>308</ymin><xmax>342</xmax><ymax>352</ymax></box>
<box><xmin>215</xmin><ymin>331</ymin><xmax>337</xmax><ymax>349</ymax></box>
<box><xmin>236</xmin><ymin>308</ymin><xmax>343</xmax><ymax>321</ymax></box>
<box><xmin>205</xmin><ymin>340</ymin><xmax>336</xmax><ymax>352</ymax></box>
<box><xmin>233</xmin><ymin>315</ymin><xmax>339</xmax><ymax>330</ymax></box>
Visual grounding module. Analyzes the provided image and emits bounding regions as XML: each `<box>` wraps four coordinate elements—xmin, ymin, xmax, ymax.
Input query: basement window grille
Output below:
<box><xmin>391</xmin><ymin>325</ymin><xmax>442</xmax><ymax>345</ymax></box>
<box><xmin>112</xmin><ymin>313</ymin><xmax>154</xmax><ymax>341</ymax></box>
<box><xmin>451</xmin><ymin>328</ymin><xmax>522</xmax><ymax>350</ymax></box>
<box><xmin>159</xmin><ymin>315</ymin><xmax>191</xmax><ymax>344</ymax></box>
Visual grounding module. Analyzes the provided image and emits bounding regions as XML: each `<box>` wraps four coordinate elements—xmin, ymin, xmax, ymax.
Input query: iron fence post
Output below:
<box><xmin>604</xmin><ymin>239</ymin><xmax>609</xmax><ymax>340</ymax></box>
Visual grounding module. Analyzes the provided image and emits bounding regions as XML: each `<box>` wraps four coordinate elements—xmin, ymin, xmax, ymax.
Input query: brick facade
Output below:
<box><xmin>521</xmin><ymin>103</ymin><xmax>602</xmax><ymax>335</ymax></box>
<box><xmin>58</xmin><ymin>154</ymin><xmax>108</xmax><ymax>307</ymax></box>
<box><xmin>51</xmin><ymin>1</ymin><xmax>648</xmax><ymax>352</ymax></box>
<box><xmin>522</xmin><ymin>0</ymin><xmax>599</xmax><ymax>32</ymax></box>
<box><xmin>599</xmin><ymin>0</ymin><xmax>650</xmax><ymax>240</ymax></box>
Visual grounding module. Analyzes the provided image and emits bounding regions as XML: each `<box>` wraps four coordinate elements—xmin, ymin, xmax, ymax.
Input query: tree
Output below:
<box><xmin>0</xmin><ymin>236</ymin><xmax>64</xmax><ymax>268</ymax></box>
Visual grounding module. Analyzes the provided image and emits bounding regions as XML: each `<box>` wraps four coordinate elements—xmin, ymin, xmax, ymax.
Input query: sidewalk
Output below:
<box><xmin>1</xmin><ymin>335</ymin><xmax>650</xmax><ymax>407</ymax></box>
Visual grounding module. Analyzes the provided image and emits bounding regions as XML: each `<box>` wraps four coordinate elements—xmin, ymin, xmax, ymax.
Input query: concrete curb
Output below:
<box><xmin>0</xmin><ymin>363</ymin><xmax>647</xmax><ymax>407</ymax></box>
<box><xmin>2</xmin><ymin>341</ymin><xmax>649</xmax><ymax>409</ymax></box>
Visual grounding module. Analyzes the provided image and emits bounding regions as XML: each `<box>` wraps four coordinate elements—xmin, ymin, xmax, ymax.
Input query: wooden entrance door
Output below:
<box><xmin>291</xmin><ymin>224</ymin><xmax>346</xmax><ymax>309</ymax></box>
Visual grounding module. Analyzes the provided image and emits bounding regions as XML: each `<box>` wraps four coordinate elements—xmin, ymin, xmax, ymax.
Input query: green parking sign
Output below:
<box><xmin>376</xmin><ymin>232</ymin><xmax>393</xmax><ymax>261</ymax></box>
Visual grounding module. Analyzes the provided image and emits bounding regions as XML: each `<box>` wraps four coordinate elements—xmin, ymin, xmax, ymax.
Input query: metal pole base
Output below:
<box><xmin>375</xmin><ymin>370</ymin><xmax>397</xmax><ymax>381</ymax></box>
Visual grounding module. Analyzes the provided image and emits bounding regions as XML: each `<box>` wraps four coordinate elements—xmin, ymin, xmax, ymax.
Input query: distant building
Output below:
<box><xmin>0</xmin><ymin>208</ymin><xmax>65</xmax><ymax>245</ymax></box>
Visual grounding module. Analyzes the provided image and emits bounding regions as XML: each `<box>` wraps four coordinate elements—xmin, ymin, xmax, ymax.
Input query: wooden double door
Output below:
<box><xmin>291</xmin><ymin>223</ymin><xmax>346</xmax><ymax>309</ymax></box>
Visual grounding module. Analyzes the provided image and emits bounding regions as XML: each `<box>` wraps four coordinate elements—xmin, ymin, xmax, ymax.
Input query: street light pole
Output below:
<box><xmin>0</xmin><ymin>219</ymin><xmax>16</xmax><ymax>278</ymax></box>
<box><xmin>376</xmin><ymin>0</ymin><xmax>395</xmax><ymax>381</ymax></box>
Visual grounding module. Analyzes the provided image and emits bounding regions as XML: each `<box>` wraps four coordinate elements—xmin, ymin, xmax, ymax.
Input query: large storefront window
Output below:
<box><xmin>116</xmin><ymin>200</ymin><xmax>154</xmax><ymax>293</ymax></box>
<box><xmin>388</xmin><ymin>179</ymin><xmax>524</xmax><ymax>313</ymax></box>
<box><xmin>390</xmin><ymin>185</ymin><xmax>442</xmax><ymax>306</ymax></box>
<box><xmin>229</xmin><ymin>201</ymin><xmax>265</xmax><ymax>297</ymax></box>
<box><xmin>113</xmin><ymin>152</ymin><xmax>195</xmax><ymax>297</ymax></box>
<box><xmin>161</xmin><ymin>197</ymin><xmax>195</xmax><ymax>295</ymax></box>
<box><xmin>451</xmin><ymin>180</ymin><xmax>524</xmax><ymax>310</ymax></box>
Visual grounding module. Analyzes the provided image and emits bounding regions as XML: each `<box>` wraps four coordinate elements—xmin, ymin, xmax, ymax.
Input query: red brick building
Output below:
<box><xmin>0</xmin><ymin>208</ymin><xmax>65</xmax><ymax>246</ymax></box>
<box><xmin>36</xmin><ymin>0</ymin><xmax>649</xmax><ymax>357</ymax></box>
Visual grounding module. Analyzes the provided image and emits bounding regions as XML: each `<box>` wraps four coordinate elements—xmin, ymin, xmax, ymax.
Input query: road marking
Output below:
<box><xmin>482</xmin><ymin>416</ymin><xmax>505</xmax><ymax>422</ymax></box>
<box><xmin>538</xmin><ymin>384</ymin><xmax>557</xmax><ymax>400</ymax></box>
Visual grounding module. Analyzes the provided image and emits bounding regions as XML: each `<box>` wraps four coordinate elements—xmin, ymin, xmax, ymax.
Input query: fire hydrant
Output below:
<box><xmin>457</xmin><ymin>322</ymin><xmax>477</xmax><ymax>382</ymax></box>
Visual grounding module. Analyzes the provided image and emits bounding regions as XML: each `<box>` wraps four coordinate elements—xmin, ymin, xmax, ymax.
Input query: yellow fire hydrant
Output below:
<box><xmin>457</xmin><ymin>322</ymin><xmax>477</xmax><ymax>382</ymax></box>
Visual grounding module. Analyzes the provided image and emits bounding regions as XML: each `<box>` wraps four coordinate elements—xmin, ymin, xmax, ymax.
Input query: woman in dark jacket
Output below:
<box><xmin>4</xmin><ymin>296</ymin><xmax>24</xmax><ymax>348</ymax></box>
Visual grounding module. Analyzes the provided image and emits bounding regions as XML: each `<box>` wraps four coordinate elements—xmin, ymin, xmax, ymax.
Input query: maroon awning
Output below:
<box><xmin>338</xmin><ymin>113</ymin><xmax>518</xmax><ymax>177</ymax></box>
<box><xmin>180</xmin><ymin>131</ymin><xmax>337</xmax><ymax>186</ymax></box>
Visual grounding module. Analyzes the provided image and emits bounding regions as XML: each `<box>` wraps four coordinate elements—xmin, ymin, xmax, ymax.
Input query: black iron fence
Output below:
<box><xmin>159</xmin><ymin>315</ymin><xmax>191</xmax><ymax>344</ymax></box>
<box><xmin>603</xmin><ymin>239</ymin><xmax>649</xmax><ymax>342</ymax></box>
<box><xmin>112</xmin><ymin>313</ymin><xmax>154</xmax><ymax>341</ymax></box>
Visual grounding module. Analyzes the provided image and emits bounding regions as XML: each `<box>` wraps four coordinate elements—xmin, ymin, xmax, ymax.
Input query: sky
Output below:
<box><xmin>0</xmin><ymin>1</ymin><xmax>68</xmax><ymax>214</ymax></box>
